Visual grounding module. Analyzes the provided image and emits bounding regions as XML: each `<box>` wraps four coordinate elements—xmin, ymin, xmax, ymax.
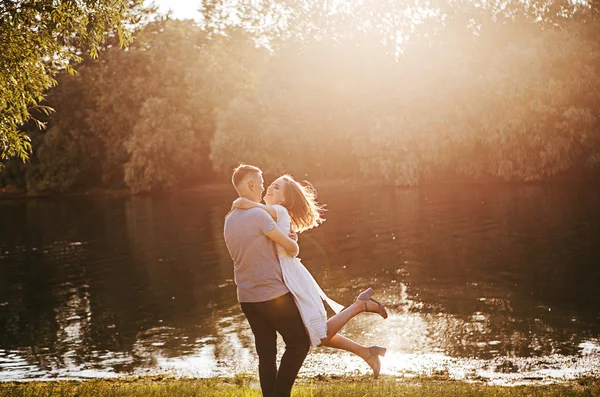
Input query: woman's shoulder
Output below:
<box><xmin>272</xmin><ymin>204</ymin><xmax>288</xmax><ymax>212</ymax></box>
<box><xmin>272</xmin><ymin>204</ymin><xmax>290</xmax><ymax>219</ymax></box>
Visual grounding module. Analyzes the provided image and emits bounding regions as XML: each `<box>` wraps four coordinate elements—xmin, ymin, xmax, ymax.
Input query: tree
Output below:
<box><xmin>88</xmin><ymin>20</ymin><xmax>266</xmax><ymax>191</ymax></box>
<box><xmin>0</xmin><ymin>0</ymin><xmax>141</xmax><ymax>166</ymax></box>
<box><xmin>209</xmin><ymin>1</ymin><xmax>600</xmax><ymax>184</ymax></box>
<box><xmin>4</xmin><ymin>1</ymin><xmax>599</xmax><ymax>192</ymax></box>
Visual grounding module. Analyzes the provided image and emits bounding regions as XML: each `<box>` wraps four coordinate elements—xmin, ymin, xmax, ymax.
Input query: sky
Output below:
<box><xmin>150</xmin><ymin>0</ymin><xmax>203</xmax><ymax>20</ymax></box>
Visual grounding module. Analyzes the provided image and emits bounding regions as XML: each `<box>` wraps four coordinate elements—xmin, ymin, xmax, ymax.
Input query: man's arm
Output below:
<box><xmin>266</xmin><ymin>226</ymin><xmax>299</xmax><ymax>257</ymax></box>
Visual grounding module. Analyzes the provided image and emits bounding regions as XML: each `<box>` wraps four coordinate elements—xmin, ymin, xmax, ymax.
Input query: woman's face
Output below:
<box><xmin>264</xmin><ymin>177</ymin><xmax>286</xmax><ymax>205</ymax></box>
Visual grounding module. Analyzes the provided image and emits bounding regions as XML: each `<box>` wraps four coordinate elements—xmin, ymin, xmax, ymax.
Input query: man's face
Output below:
<box><xmin>258</xmin><ymin>174</ymin><xmax>265</xmax><ymax>199</ymax></box>
<box><xmin>249</xmin><ymin>173</ymin><xmax>264</xmax><ymax>202</ymax></box>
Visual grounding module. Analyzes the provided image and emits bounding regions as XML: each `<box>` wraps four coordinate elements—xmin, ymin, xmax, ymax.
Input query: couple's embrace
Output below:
<box><xmin>223</xmin><ymin>164</ymin><xmax>388</xmax><ymax>397</ymax></box>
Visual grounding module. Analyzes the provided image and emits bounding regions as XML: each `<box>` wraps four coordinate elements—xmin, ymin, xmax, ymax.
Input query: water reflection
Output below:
<box><xmin>0</xmin><ymin>185</ymin><xmax>599</xmax><ymax>382</ymax></box>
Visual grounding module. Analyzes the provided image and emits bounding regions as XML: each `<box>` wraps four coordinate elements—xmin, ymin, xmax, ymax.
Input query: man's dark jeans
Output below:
<box><xmin>241</xmin><ymin>292</ymin><xmax>310</xmax><ymax>397</ymax></box>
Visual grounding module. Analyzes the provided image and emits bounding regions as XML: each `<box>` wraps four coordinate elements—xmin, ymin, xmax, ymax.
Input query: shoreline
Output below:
<box><xmin>1</xmin><ymin>371</ymin><xmax>598</xmax><ymax>385</ymax></box>
<box><xmin>1</xmin><ymin>176</ymin><xmax>599</xmax><ymax>201</ymax></box>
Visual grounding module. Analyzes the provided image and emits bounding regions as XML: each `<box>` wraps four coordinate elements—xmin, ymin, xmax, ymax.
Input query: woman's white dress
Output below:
<box><xmin>272</xmin><ymin>205</ymin><xmax>344</xmax><ymax>347</ymax></box>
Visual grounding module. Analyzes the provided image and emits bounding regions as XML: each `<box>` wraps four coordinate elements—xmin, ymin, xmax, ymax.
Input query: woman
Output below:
<box><xmin>232</xmin><ymin>174</ymin><xmax>388</xmax><ymax>378</ymax></box>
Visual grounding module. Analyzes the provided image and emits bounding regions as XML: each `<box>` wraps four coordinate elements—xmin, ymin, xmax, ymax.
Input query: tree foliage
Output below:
<box><xmin>208</xmin><ymin>0</ymin><xmax>600</xmax><ymax>184</ymax></box>
<box><xmin>3</xmin><ymin>18</ymin><xmax>267</xmax><ymax>193</ymax></box>
<box><xmin>2</xmin><ymin>0</ymin><xmax>600</xmax><ymax>193</ymax></box>
<box><xmin>0</xmin><ymin>0</ymin><xmax>140</xmax><ymax>165</ymax></box>
<box><xmin>93</xmin><ymin>21</ymin><xmax>266</xmax><ymax>192</ymax></box>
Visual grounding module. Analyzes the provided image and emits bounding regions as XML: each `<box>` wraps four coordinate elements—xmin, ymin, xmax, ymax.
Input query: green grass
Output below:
<box><xmin>0</xmin><ymin>375</ymin><xmax>599</xmax><ymax>397</ymax></box>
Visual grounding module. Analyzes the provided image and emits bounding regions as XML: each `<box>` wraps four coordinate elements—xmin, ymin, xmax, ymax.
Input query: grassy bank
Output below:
<box><xmin>1</xmin><ymin>376</ymin><xmax>599</xmax><ymax>397</ymax></box>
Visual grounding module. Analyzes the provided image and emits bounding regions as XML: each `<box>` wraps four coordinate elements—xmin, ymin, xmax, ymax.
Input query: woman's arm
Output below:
<box><xmin>266</xmin><ymin>226</ymin><xmax>299</xmax><ymax>257</ymax></box>
<box><xmin>232</xmin><ymin>197</ymin><xmax>278</xmax><ymax>220</ymax></box>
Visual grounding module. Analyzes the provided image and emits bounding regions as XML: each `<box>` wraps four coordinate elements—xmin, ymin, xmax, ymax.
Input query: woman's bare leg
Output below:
<box><xmin>319</xmin><ymin>289</ymin><xmax>388</xmax><ymax>378</ymax></box>
<box><xmin>320</xmin><ymin>333</ymin><xmax>383</xmax><ymax>377</ymax></box>
<box><xmin>322</xmin><ymin>299</ymin><xmax>383</xmax><ymax>341</ymax></box>
<box><xmin>319</xmin><ymin>334</ymin><xmax>369</xmax><ymax>361</ymax></box>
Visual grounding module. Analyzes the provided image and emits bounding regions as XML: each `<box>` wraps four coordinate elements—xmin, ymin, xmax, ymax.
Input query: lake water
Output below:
<box><xmin>1</xmin><ymin>184</ymin><xmax>599</xmax><ymax>384</ymax></box>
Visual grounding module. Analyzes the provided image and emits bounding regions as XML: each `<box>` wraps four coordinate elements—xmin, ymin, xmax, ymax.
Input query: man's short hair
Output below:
<box><xmin>232</xmin><ymin>164</ymin><xmax>262</xmax><ymax>189</ymax></box>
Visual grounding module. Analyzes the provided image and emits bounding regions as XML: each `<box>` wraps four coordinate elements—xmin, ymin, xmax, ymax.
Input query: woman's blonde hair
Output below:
<box><xmin>279</xmin><ymin>175</ymin><xmax>326</xmax><ymax>233</ymax></box>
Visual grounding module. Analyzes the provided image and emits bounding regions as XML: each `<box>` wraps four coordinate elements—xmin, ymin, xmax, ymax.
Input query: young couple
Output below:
<box><xmin>223</xmin><ymin>164</ymin><xmax>388</xmax><ymax>397</ymax></box>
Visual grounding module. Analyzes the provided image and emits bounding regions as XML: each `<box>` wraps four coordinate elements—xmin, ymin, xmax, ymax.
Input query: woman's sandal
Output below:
<box><xmin>358</xmin><ymin>287</ymin><xmax>388</xmax><ymax>319</ymax></box>
<box><xmin>365</xmin><ymin>346</ymin><xmax>387</xmax><ymax>379</ymax></box>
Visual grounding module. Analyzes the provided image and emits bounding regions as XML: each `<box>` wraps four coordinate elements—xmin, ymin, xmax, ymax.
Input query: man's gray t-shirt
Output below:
<box><xmin>224</xmin><ymin>208</ymin><xmax>289</xmax><ymax>303</ymax></box>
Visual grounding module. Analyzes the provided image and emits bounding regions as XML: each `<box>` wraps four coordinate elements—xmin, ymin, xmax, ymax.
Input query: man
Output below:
<box><xmin>223</xmin><ymin>164</ymin><xmax>310</xmax><ymax>397</ymax></box>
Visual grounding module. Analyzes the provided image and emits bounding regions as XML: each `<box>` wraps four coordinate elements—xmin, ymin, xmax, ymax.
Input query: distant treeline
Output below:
<box><xmin>2</xmin><ymin>1</ymin><xmax>600</xmax><ymax>194</ymax></box>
